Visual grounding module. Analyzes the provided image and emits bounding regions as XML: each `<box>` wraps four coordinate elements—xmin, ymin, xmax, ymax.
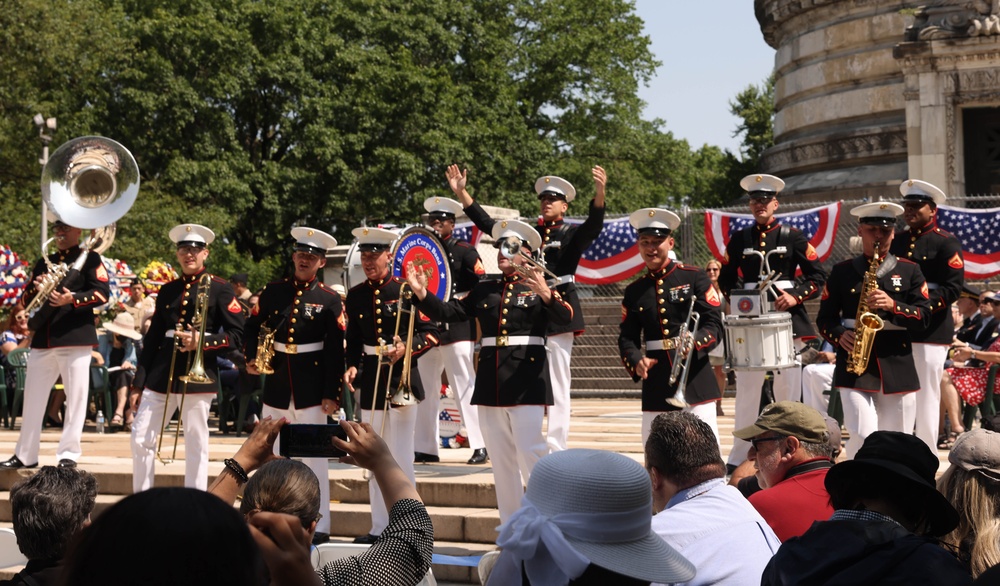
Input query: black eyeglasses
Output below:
<box><xmin>750</xmin><ymin>435</ymin><xmax>786</xmax><ymax>450</ymax></box>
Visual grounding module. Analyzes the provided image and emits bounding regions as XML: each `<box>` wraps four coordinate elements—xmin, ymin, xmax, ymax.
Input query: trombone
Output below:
<box><xmin>498</xmin><ymin>236</ymin><xmax>561</xmax><ymax>284</ymax></box>
<box><xmin>156</xmin><ymin>273</ymin><xmax>215</xmax><ymax>464</ymax></box>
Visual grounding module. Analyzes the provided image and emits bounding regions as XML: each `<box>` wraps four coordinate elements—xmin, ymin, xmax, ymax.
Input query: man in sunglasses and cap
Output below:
<box><xmin>412</xmin><ymin>196</ymin><xmax>488</xmax><ymax>465</ymax></box>
<box><xmin>445</xmin><ymin>163</ymin><xmax>607</xmax><ymax>453</ymax></box>
<box><xmin>619</xmin><ymin>208</ymin><xmax>724</xmax><ymax>444</ymax></box>
<box><xmin>719</xmin><ymin>174</ymin><xmax>828</xmax><ymax>471</ymax></box>
<box><xmin>889</xmin><ymin>179</ymin><xmax>965</xmax><ymax>454</ymax></box>
<box><xmin>130</xmin><ymin>223</ymin><xmax>244</xmax><ymax>492</ymax></box>
<box><xmin>244</xmin><ymin>227</ymin><xmax>345</xmax><ymax>543</ymax></box>
<box><xmin>1</xmin><ymin>219</ymin><xmax>110</xmax><ymax>470</ymax></box>
<box><xmin>761</xmin><ymin>431</ymin><xmax>971</xmax><ymax>585</ymax></box>
<box><xmin>816</xmin><ymin>203</ymin><xmax>931</xmax><ymax>458</ymax></box>
<box><xmin>406</xmin><ymin>219</ymin><xmax>573</xmax><ymax>524</ymax></box>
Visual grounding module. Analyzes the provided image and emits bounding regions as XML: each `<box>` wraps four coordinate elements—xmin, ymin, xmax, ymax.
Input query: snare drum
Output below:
<box><xmin>724</xmin><ymin>312</ymin><xmax>796</xmax><ymax>371</ymax></box>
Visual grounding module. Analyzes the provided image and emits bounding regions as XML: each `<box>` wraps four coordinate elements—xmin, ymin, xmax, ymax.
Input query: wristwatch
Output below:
<box><xmin>972</xmin><ymin>350</ymin><xmax>978</xmax><ymax>361</ymax></box>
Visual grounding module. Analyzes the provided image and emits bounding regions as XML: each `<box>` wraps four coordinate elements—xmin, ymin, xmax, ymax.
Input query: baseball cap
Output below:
<box><xmin>733</xmin><ymin>401</ymin><xmax>830</xmax><ymax>444</ymax></box>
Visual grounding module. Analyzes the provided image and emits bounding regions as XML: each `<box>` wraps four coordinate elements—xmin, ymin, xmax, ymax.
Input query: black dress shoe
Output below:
<box><xmin>413</xmin><ymin>452</ymin><xmax>440</xmax><ymax>463</ymax></box>
<box><xmin>352</xmin><ymin>533</ymin><xmax>379</xmax><ymax>545</ymax></box>
<box><xmin>311</xmin><ymin>532</ymin><xmax>330</xmax><ymax>545</ymax></box>
<box><xmin>57</xmin><ymin>459</ymin><xmax>77</xmax><ymax>469</ymax></box>
<box><xmin>0</xmin><ymin>456</ymin><xmax>37</xmax><ymax>469</ymax></box>
<box><xmin>467</xmin><ymin>448</ymin><xmax>489</xmax><ymax>465</ymax></box>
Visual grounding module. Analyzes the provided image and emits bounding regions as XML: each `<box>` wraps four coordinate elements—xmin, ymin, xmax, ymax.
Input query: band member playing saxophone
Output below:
<box><xmin>130</xmin><ymin>224</ymin><xmax>244</xmax><ymax>491</ymax></box>
<box><xmin>244</xmin><ymin>227</ymin><xmax>345</xmax><ymax>544</ymax></box>
<box><xmin>816</xmin><ymin>203</ymin><xmax>930</xmax><ymax>458</ymax></box>
<box><xmin>618</xmin><ymin>209</ymin><xmax>724</xmax><ymax>446</ymax></box>
<box><xmin>1</xmin><ymin>220</ymin><xmax>110</xmax><ymax>470</ymax></box>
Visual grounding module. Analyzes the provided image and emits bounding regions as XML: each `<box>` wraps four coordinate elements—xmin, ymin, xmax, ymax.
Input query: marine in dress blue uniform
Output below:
<box><xmin>618</xmin><ymin>209</ymin><xmax>724</xmax><ymax>445</ymax></box>
<box><xmin>889</xmin><ymin>179</ymin><xmax>965</xmax><ymax>453</ymax></box>
<box><xmin>719</xmin><ymin>174</ymin><xmax>828</xmax><ymax>467</ymax></box>
<box><xmin>412</xmin><ymin>196</ymin><xmax>489</xmax><ymax>465</ymax></box>
<box><xmin>131</xmin><ymin>224</ymin><xmax>245</xmax><ymax>491</ymax></box>
<box><xmin>409</xmin><ymin>219</ymin><xmax>573</xmax><ymax>523</ymax></box>
<box><xmin>1</xmin><ymin>221</ymin><xmax>111</xmax><ymax>470</ymax></box>
<box><xmin>816</xmin><ymin>203</ymin><xmax>931</xmax><ymax>458</ymax></box>
<box><xmin>244</xmin><ymin>227</ymin><xmax>345</xmax><ymax>539</ymax></box>
<box><xmin>446</xmin><ymin>164</ymin><xmax>606</xmax><ymax>453</ymax></box>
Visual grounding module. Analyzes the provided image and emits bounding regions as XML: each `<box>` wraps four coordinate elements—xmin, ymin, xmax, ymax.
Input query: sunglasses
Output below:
<box><xmin>750</xmin><ymin>435</ymin><xmax>787</xmax><ymax>450</ymax></box>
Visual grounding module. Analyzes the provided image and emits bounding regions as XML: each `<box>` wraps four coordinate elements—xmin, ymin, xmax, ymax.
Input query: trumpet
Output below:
<box><xmin>666</xmin><ymin>295</ymin><xmax>700</xmax><ymax>409</ymax></box>
<box><xmin>156</xmin><ymin>273</ymin><xmax>214</xmax><ymax>464</ymax></box>
<box><xmin>498</xmin><ymin>236</ymin><xmax>561</xmax><ymax>283</ymax></box>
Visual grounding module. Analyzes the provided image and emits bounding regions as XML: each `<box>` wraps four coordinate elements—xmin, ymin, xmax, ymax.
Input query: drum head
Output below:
<box><xmin>391</xmin><ymin>226</ymin><xmax>452</xmax><ymax>302</ymax></box>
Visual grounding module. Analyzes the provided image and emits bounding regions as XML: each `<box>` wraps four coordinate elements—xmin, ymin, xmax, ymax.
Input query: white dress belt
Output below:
<box><xmin>645</xmin><ymin>338</ymin><xmax>682</xmax><ymax>352</ymax></box>
<box><xmin>843</xmin><ymin>319</ymin><xmax>904</xmax><ymax>331</ymax></box>
<box><xmin>362</xmin><ymin>344</ymin><xmax>382</xmax><ymax>355</ymax></box>
<box><xmin>165</xmin><ymin>329</ymin><xmax>176</xmax><ymax>338</ymax></box>
<box><xmin>481</xmin><ymin>335</ymin><xmax>545</xmax><ymax>347</ymax></box>
<box><xmin>744</xmin><ymin>280</ymin><xmax>795</xmax><ymax>290</ymax></box>
<box><xmin>552</xmin><ymin>275</ymin><xmax>575</xmax><ymax>286</ymax></box>
<box><xmin>274</xmin><ymin>341</ymin><xmax>323</xmax><ymax>354</ymax></box>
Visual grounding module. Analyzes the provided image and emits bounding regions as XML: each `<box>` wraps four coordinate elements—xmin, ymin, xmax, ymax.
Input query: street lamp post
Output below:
<box><xmin>33</xmin><ymin>114</ymin><xmax>56</xmax><ymax>252</ymax></box>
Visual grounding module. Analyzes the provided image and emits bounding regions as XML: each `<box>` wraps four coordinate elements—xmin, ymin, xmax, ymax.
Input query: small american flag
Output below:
<box><xmin>571</xmin><ymin>216</ymin><xmax>643</xmax><ymax>284</ymax></box>
<box><xmin>937</xmin><ymin>204</ymin><xmax>1000</xmax><ymax>278</ymax></box>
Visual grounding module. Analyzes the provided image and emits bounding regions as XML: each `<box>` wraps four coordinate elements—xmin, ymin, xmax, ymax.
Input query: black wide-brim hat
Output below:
<box><xmin>825</xmin><ymin>431</ymin><xmax>959</xmax><ymax>536</ymax></box>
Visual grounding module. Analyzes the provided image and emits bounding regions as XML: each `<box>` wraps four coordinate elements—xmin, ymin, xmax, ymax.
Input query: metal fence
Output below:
<box><xmin>577</xmin><ymin>193</ymin><xmax>1000</xmax><ymax>304</ymax></box>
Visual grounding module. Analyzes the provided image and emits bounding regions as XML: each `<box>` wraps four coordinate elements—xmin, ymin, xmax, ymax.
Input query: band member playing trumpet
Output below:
<box><xmin>446</xmin><ymin>164</ymin><xmax>606</xmax><ymax>453</ymax></box>
<box><xmin>816</xmin><ymin>203</ymin><xmax>930</xmax><ymax>458</ymax></box>
<box><xmin>407</xmin><ymin>219</ymin><xmax>573</xmax><ymax>523</ymax></box>
<box><xmin>719</xmin><ymin>174</ymin><xmax>827</xmax><ymax>470</ymax></box>
<box><xmin>618</xmin><ymin>209</ymin><xmax>724</xmax><ymax>446</ymax></box>
<box><xmin>1</xmin><ymin>220</ymin><xmax>110</xmax><ymax>470</ymax></box>
<box><xmin>130</xmin><ymin>224</ymin><xmax>244</xmax><ymax>491</ymax></box>
<box><xmin>243</xmin><ymin>227</ymin><xmax>344</xmax><ymax>543</ymax></box>
<box><xmin>889</xmin><ymin>180</ymin><xmax>965</xmax><ymax>453</ymax></box>
<box><xmin>343</xmin><ymin>227</ymin><xmax>438</xmax><ymax>544</ymax></box>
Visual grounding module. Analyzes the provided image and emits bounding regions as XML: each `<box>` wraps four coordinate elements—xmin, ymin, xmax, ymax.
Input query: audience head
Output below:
<box><xmin>487</xmin><ymin>449</ymin><xmax>695</xmax><ymax>586</ymax></box>
<box><xmin>240</xmin><ymin>459</ymin><xmax>321</xmax><ymax>534</ymax></box>
<box><xmin>938</xmin><ymin>429</ymin><xmax>1000</xmax><ymax>576</ymax></box>
<box><xmin>958</xmin><ymin>285</ymin><xmax>981</xmax><ymax>316</ymax></box>
<box><xmin>704</xmin><ymin>259</ymin><xmax>722</xmax><ymax>284</ymax></box>
<box><xmin>4</xmin><ymin>303</ymin><xmax>28</xmax><ymax>336</ymax></box>
<box><xmin>733</xmin><ymin>401</ymin><xmax>832</xmax><ymax>488</ymax></box>
<box><xmin>645</xmin><ymin>412</ymin><xmax>725</xmax><ymax>510</ymax></box>
<box><xmin>60</xmin><ymin>487</ymin><xmax>264</xmax><ymax>586</ymax></box>
<box><xmin>10</xmin><ymin>466</ymin><xmax>97</xmax><ymax>561</ymax></box>
<box><xmin>826</xmin><ymin>431</ymin><xmax>959</xmax><ymax>537</ymax></box>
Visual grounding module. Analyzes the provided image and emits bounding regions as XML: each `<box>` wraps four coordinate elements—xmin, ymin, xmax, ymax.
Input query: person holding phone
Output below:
<box><xmin>244</xmin><ymin>227</ymin><xmax>345</xmax><ymax>544</ymax></box>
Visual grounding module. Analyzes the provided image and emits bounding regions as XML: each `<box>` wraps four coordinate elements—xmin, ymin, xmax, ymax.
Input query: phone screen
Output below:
<box><xmin>278</xmin><ymin>424</ymin><xmax>348</xmax><ymax>459</ymax></box>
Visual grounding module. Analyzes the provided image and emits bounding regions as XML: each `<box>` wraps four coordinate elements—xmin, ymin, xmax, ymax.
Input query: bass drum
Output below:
<box><xmin>341</xmin><ymin>240</ymin><xmax>368</xmax><ymax>293</ymax></box>
<box><xmin>724</xmin><ymin>312</ymin><xmax>796</xmax><ymax>371</ymax></box>
<box><xmin>391</xmin><ymin>226</ymin><xmax>451</xmax><ymax>302</ymax></box>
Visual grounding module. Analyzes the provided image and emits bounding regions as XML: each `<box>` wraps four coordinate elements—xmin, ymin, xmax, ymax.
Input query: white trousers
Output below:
<box><xmin>641</xmin><ymin>402</ymin><xmax>720</xmax><ymax>450</ymax></box>
<box><xmin>802</xmin><ymin>363</ymin><xmax>836</xmax><ymax>415</ymax></box>
<box><xmin>16</xmin><ymin>346</ymin><xmax>91</xmax><ymax>465</ymax></box>
<box><xmin>131</xmin><ymin>389</ymin><xmax>213</xmax><ymax>492</ymax></box>
<box><xmin>839</xmin><ymin>388</ymin><xmax>915</xmax><ymax>459</ymax></box>
<box><xmin>360</xmin><ymin>405</ymin><xmax>416</xmax><ymax>536</ymax></box>
<box><xmin>727</xmin><ymin>340</ymin><xmax>805</xmax><ymax>466</ymax></box>
<box><xmin>262</xmin><ymin>400</ymin><xmax>332</xmax><ymax>534</ymax></box>
<box><xmin>910</xmin><ymin>343</ymin><xmax>948</xmax><ymax>454</ymax></box>
<box><xmin>546</xmin><ymin>332</ymin><xmax>574</xmax><ymax>453</ymax></box>
<box><xmin>414</xmin><ymin>342</ymin><xmax>485</xmax><ymax>453</ymax></box>
<box><xmin>479</xmin><ymin>405</ymin><xmax>547</xmax><ymax>523</ymax></box>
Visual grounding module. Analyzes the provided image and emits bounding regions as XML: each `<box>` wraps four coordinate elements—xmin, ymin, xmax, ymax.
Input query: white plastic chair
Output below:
<box><xmin>0</xmin><ymin>528</ymin><xmax>27</xmax><ymax>569</ymax></box>
<box><xmin>312</xmin><ymin>542</ymin><xmax>436</xmax><ymax>585</ymax></box>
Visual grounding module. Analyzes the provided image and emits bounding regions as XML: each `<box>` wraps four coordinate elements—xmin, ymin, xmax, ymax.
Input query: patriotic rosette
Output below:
<box><xmin>102</xmin><ymin>256</ymin><xmax>136</xmax><ymax>308</ymax></box>
<box><xmin>0</xmin><ymin>245</ymin><xmax>29</xmax><ymax>307</ymax></box>
<box><xmin>138</xmin><ymin>260</ymin><xmax>178</xmax><ymax>294</ymax></box>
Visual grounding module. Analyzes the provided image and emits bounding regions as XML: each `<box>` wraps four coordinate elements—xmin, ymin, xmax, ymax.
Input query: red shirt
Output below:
<box><xmin>749</xmin><ymin>460</ymin><xmax>834</xmax><ymax>541</ymax></box>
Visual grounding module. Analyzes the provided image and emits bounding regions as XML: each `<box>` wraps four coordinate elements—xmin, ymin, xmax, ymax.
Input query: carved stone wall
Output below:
<box><xmin>757</xmin><ymin>0</ymin><xmax>1000</xmax><ymax>200</ymax></box>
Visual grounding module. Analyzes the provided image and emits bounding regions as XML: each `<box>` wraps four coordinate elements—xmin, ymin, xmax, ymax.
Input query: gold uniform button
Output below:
<box><xmin>182</xmin><ymin>300</ymin><xmax>188</xmax><ymax>306</ymax></box>
<box><xmin>501</xmin><ymin>319</ymin><xmax>507</xmax><ymax>324</ymax></box>
<box><xmin>658</xmin><ymin>299</ymin><xmax>665</xmax><ymax>304</ymax></box>
<box><xmin>288</xmin><ymin>328</ymin><xmax>295</xmax><ymax>334</ymax></box>
<box><xmin>375</xmin><ymin>290</ymin><xmax>380</xmax><ymax>296</ymax></box>
<box><xmin>659</xmin><ymin>308</ymin><xmax>666</xmax><ymax>314</ymax></box>
<box><xmin>657</xmin><ymin>289</ymin><xmax>663</xmax><ymax>294</ymax></box>
<box><xmin>288</xmin><ymin>337</ymin><xmax>294</xmax><ymax>343</ymax></box>
<box><xmin>909</xmin><ymin>243</ymin><xmax>915</xmax><ymax>249</ymax></box>
<box><xmin>185</xmin><ymin>284</ymin><xmax>191</xmax><ymax>290</ymax></box>
<box><xmin>661</xmin><ymin>319</ymin><xmax>668</xmax><ymax>324</ymax></box>
<box><xmin>376</xmin><ymin>318</ymin><xmax>382</xmax><ymax>324</ymax></box>
<box><xmin>503</xmin><ymin>309</ymin><xmax>508</xmax><ymax>314</ymax></box>
<box><xmin>294</xmin><ymin>299</ymin><xmax>300</xmax><ymax>305</ymax></box>
<box><xmin>297</xmin><ymin>291</ymin><xmax>303</xmax><ymax>296</ymax></box>
<box><xmin>291</xmin><ymin>318</ymin><xmax>297</xmax><ymax>323</ymax></box>
<box><xmin>657</xmin><ymin>280</ymin><xmax>663</xmax><ymax>286</ymax></box>
<box><xmin>501</xmin><ymin>330</ymin><xmax>508</xmax><ymax>335</ymax></box>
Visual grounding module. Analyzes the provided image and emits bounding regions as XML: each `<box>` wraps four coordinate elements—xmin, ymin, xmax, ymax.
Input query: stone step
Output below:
<box><xmin>329</xmin><ymin>502</ymin><xmax>501</xmax><ymax>544</ymax></box>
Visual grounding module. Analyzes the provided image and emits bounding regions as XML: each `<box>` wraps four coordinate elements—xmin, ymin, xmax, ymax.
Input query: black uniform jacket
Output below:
<box><xmin>139</xmin><ymin>270</ymin><xmax>245</xmax><ymax>394</ymax></box>
<box><xmin>244</xmin><ymin>277</ymin><xmax>346</xmax><ymax>410</ymax></box>
<box><xmin>619</xmin><ymin>261</ymin><xmax>724</xmax><ymax>410</ymax></box>
<box><xmin>437</xmin><ymin>234</ymin><xmax>485</xmax><ymax>344</ymax></box>
<box><xmin>24</xmin><ymin>246</ymin><xmax>109</xmax><ymax>348</ymax></box>
<box><xmin>345</xmin><ymin>274</ymin><xmax>438</xmax><ymax>411</ymax></box>
<box><xmin>889</xmin><ymin>219</ymin><xmax>964</xmax><ymax>344</ymax></box>
<box><xmin>718</xmin><ymin>220</ymin><xmax>827</xmax><ymax>339</ymax></box>
<box><xmin>463</xmin><ymin>199</ymin><xmax>604</xmax><ymax>335</ymax></box>
<box><xmin>816</xmin><ymin>255</ymin><xmax>931</xmax><ymax>394</ymax></box>
<box><xmin>415</xmin><ymin>274</ymin><xmax>573</xmax><ymax>407</ymax></box>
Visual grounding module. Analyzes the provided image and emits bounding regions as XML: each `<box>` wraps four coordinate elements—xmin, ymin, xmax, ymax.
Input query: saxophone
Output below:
<box><xmin>254</xmin><ymin>325</ymin><xmax>276</xmax><ymax>375</ymax></box>
<box><xmin>846</xmin><ymin>243</ymin><xmax>885</xmax><ymax>375</ymax></box>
